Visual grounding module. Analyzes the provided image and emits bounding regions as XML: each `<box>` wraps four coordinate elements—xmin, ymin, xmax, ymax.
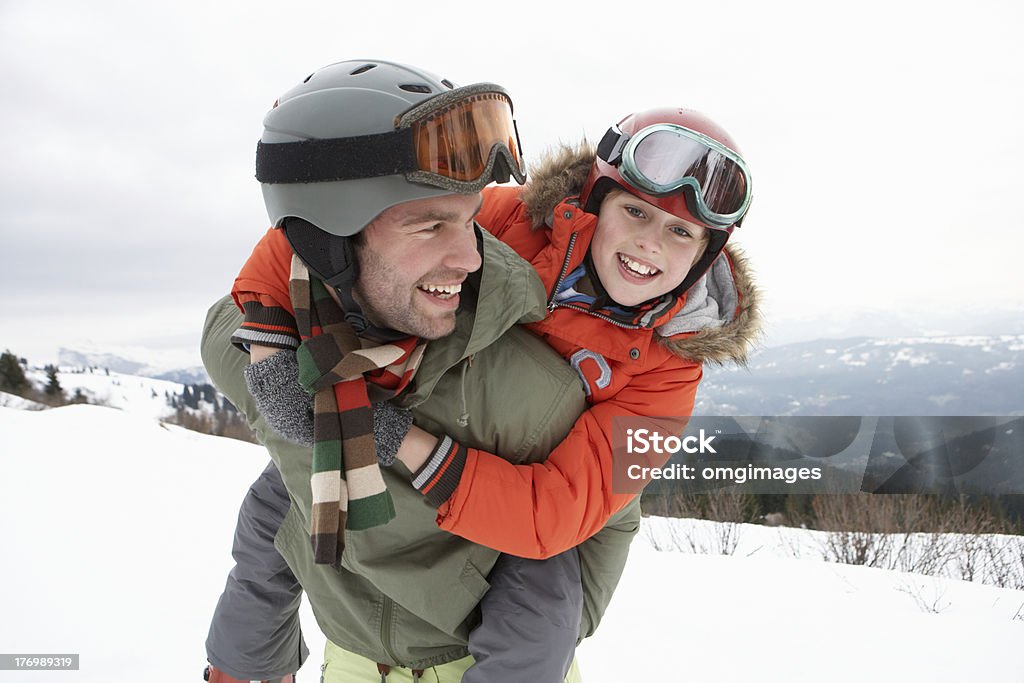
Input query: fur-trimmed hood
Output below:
<box><xmin>519</xmin><ymin>142</ymin><xmax>762</xmax><ymax>365</ymax></box>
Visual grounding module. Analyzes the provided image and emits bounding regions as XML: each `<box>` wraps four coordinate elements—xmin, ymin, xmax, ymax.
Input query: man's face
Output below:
<box><xmin>352</xmin><ymin>193</ymin><xmax>483</xmax><ymax>339</ymax></box>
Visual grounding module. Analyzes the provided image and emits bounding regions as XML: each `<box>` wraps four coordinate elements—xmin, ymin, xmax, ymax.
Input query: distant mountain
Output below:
<box><xmin>58</xmin><ymin>347</ymin><xmax>209</xmax><ymax>385</ymax></box>
<box><xmin>765</xmin><ymin>309</ymin><xmax>1024</xmax><ymax>347</ymax></box>
<box><xmin>696</xmin><ymin>335</ymin><xmax>1024</xmax><ymax>416</ymax></box>
<box><xmin>152</xmin><ymin>367</ymin><xmax>212</xmax><ymax>385</ymax></box>
<box><xmin>58</xmin><ymin>348</ymin><xmax>148</xmax><ymax>374</ymax></box>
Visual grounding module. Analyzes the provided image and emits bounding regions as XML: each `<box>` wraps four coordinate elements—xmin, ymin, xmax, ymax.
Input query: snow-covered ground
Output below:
<box><xmin>1</xmin><ymin>404</ymin><xmax>1022</xmax><ymax>682</ymax></box>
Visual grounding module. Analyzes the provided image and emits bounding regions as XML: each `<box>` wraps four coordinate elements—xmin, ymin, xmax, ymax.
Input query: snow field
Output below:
<box><xmin>2</xmin><ymin>404</ymin><xmax>1022</xmax><ymax>682</ymax></box>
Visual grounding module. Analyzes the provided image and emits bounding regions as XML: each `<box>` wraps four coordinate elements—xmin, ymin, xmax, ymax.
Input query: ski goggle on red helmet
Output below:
<box><xmin>256</xmin><ymin>83</ymin><xmax>526</xmax><ymax>191</ymax></box>
<box><xmin>593</xmin><ymin>113</ymin><xmax>752</xmax><ymax>228</ymax></box>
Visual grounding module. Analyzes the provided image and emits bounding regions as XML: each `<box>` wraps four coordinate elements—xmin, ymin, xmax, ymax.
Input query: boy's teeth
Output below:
<box><xmin>619</xmin><ymin>254</ymin><xmax>659</xmax><ymax>276</ymax></box>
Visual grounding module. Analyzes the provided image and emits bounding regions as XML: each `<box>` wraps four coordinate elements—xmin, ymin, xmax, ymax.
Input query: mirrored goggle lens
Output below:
<box><xmin>410</xmin><ymin>93</ymin><xmax>523</xmax><ymax>182</ymax></box>
<box><xmin>631</xmin><ymin>128</ymin><xmax>748</xmax><ymax>217</ymax></box>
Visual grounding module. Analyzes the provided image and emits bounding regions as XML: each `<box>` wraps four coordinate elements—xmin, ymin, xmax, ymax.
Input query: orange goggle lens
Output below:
<box><xmin>410</xmin><ymin>93</ymin><xmax>522</xmax><ymax>182</ymax></box>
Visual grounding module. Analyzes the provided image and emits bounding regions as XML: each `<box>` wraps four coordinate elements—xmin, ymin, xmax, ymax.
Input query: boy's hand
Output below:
<box><xmin>372</xmin><ymin>402</ymin><xmax>414</xmax><ymax>466</ymax></box>
<box><xmin>244</xmin><ymin>346</ymin><xmax>415</xmax><ymax>466</ymax></box>
<box><xmin>244</xmin><ymin>349</ymin><xmax>314</xmax><ymax>447</ymax></box>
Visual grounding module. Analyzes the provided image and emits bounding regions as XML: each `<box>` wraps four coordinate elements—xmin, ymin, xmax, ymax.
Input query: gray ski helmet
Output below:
<box><xmin>258</xmin><ymin>59</ymin><xmax>500</xmax><ymax>237</ymax></box>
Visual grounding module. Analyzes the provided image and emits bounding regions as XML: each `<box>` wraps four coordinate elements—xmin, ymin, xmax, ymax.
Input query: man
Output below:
<box><xmin>201</xmin><ymin>59</ymin><xmax>640</xmax><ymax>681</ymax></box>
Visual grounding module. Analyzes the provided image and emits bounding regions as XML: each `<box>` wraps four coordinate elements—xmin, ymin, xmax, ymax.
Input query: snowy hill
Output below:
<box><xmin>2</xmin><ymin>404</ymin><xmax>1022</xmax><ymax>682</ymax></box>
<box><xmin>17</xmin><ymin>360</ymin><xmax>229</xmax><ymax>427</ymax></box>
<box><xmin>27</xmin><ymin>365</ymin><xmax>191</xmax><ymax>421</ymax></box>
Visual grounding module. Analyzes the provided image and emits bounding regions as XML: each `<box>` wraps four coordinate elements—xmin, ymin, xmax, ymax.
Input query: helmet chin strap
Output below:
<box><xmin>582</xmin><ymin>248</ymin><xmax>616</xmax><ymax>312</ymax></box>
<box><xmin>282</xmin><ymin>219</ymin><xmax>408</xmax><ymax>342</ymax></box>
<box><xmin>674</xmin><ymin>229</ymin><xmax>730</xmax><ymax>298</ymax></box>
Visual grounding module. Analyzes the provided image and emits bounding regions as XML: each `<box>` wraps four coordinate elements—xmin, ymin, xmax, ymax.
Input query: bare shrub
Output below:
<box><xmin>162</xmin><ymin>406</ymin><xmax>258</xmax><ymax>443</ymax></box>
<box><xmin>980</xmin><ymin>534</ymin><xmax>1024</xmax><ymax>591</ymax></box>
<box><xmin>811</xmin><ymin>494</ymin><xmax>898</xmax><ymax>567</ymax></box>
<box><xmin>641</xmin><ymin>490</ymin><xmax>754</xmax><ymax>555</ymax></box>
<box><xmin>808</xmin><ymin>494</ymin><xmax>1024</xmax><ymax>588</ymax></box>
<box><xmin>811</xmin><ymin>495</ymin><xmax>958</xmax><ymax>572</ymax></box>
<box><xmin>218</xmin><ymin>416</ymin><xmax>259</xmax><ymax>443</ymax></box>
<box><xmin>896</xmin><ymin>578</ymin><xmax>950</xmax><ymax>614</ymax></box>
<box><xmin>704</xmin><ymin>490</ymin><xmax>756</xmax><ymax>555</ymax></box>
<box><xmin>167</xmin><ymin>407</ymin><xmax>213</xmax><ymax>433</ymax></box>
<box><xmin>640</xmin><ymin>493</ymin><xmax>701</xmax><ymax>552</ymax></box>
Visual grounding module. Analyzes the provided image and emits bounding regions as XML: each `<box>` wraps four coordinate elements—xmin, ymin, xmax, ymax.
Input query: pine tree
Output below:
<box><xmin>0</xmin><ymin>350</ymin><xmax>29</xmax><ymax>393</ymax></box>
<box><xmin>44</xmin><ymin>364</ymin><xmax>63</xmax><ymax>397</ymax></box>
<box><xmin>182</xmin><ymin>385</ymin><xmax>199</xmax><ymax>410</ymax></box>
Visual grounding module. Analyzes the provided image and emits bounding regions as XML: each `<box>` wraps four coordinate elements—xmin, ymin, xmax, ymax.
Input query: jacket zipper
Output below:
<box><xmin>457</xmin><ymin>354</ymin><xmax>475</xmax><ymax>427</ymax></box>
<box><xmin>547</xmin><ymin>232</ymin><xmax>579</xmax><ymax>312</ymax></box>
<box><xmin>546</xmin><ymin>231</ymin><xmax>643</xmax><ymax>331</ymax></box>
<box><xmin>553</xmin><ymin>301</ymin><xmax>643</xmax><ymax>330</ymax></box>
<box><xmin>380</xmin><ymin>596</ymin><xmax>402</xmax><ymax>666</ymax></box>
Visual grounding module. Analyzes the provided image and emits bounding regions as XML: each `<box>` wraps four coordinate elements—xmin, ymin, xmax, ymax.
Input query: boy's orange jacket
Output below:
<box><xmin>433</xmin><ymin>145</ymin><xmax>761</xmax><ymax>558</ymax></box>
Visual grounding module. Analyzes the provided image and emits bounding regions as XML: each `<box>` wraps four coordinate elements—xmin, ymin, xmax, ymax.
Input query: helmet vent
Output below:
<box><xmin>441</xmin><ymin>79</ymin><xmax>454</xmax><ymax>89</ymax></box>
<box><xmin>399</xmin><ymin>83</ymin><xmax>432</xmax><ymax>94</ymax></box>
<box><xmin>303</xmin><ymin>72</ymin><xmax>314</xmax><ymax>83</ymax></box>
<box><xmin>349</xmin><ymin>64</ymin><xmax>377</xmax><ymax>75</ymax></box>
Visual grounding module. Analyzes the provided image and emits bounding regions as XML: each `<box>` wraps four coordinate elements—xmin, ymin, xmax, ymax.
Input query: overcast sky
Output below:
<box><xmin>2</xmin><ymin>0</ymin><xmax>1022</xmax><ymax>364</ymax></box>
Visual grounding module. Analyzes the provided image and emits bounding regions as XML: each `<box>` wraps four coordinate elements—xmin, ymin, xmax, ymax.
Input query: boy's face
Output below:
<box><xmin>590</xmin><ymin>190</ymin><xmax>709</xmax><ymax>308</ymax></box>
<box><xmin>352</xmin><ymin>192</ymin><xmax>483</xmax><ymax>339</ymax></box>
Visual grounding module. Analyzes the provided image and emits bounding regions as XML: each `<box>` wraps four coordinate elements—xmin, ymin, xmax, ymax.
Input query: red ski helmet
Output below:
<box><xmin>580</xmin><ymin>107</ymin><xmax>753</xmax><ymax>296</ymax></box>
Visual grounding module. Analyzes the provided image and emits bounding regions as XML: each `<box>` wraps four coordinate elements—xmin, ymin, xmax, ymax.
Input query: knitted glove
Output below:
<box><xmin>244</xmin><ymin>349</ymin><xmax>315</xmax><ymax>447</ymax></box>
<box><xmin>244</xmin><ymin>349</ymin><xmax>413</xmax><ymax>465</ymax></box>
<box><xmin>372</xmin><ymin>401</ymin><xmax>414</xmax><ymax>466</ymax></box>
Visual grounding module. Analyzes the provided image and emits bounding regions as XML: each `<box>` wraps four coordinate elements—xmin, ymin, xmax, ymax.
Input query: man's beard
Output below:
<box><xmin>352</xmin><ymin>244</ymin><xmax>462</xmax><ymax>340</ymax></box>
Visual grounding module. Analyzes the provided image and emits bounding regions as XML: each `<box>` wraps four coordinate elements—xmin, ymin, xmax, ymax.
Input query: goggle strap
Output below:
<box><xmin>596</xmin><ymin>125</ymin><xmax>629</xmax><ymax>166</ymax></box>
<box><xmin>256</xmin><ymin>129</ymin><xmax>418</xmax><ymax>184</ymax></box>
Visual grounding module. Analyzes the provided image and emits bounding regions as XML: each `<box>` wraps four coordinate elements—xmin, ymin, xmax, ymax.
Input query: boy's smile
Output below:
<box><xmin>590</xmin><ymin>190</ymin><xmax>709</xmax><ymax>307</ymax></box>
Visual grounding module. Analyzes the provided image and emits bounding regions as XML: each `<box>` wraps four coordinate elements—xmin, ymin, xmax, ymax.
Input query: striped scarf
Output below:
<box><xmin>289</xmin><ymin>254</ymin><xmax>426</xmax><ymax>566</ymax></box>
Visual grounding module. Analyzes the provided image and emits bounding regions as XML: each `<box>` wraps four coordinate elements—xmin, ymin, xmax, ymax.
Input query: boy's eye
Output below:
<box><xmin>625</xmin><ymin>205</ymin><xmax>645</xmax><ymax>219</ymax></box>
<box><xmin>670</xmin><ymin>226</ymin><xmax>692</xmax><ymax>238</ymax></box>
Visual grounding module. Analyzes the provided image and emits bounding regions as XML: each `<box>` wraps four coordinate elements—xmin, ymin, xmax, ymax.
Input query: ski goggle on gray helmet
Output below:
<box><xmin>255</xmin><ymin>60</ymin><xmax>526</xmax><ymax>237</ymax></box>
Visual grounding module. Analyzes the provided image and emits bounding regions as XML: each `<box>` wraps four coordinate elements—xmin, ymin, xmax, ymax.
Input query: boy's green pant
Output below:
<box><xmin>321</xmin><ymin>640</ymin><xmax>584</xmax><ymax>682</ymax></box>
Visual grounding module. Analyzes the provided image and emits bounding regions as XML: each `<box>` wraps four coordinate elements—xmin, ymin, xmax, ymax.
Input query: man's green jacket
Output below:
<box><xmin>202</xmin><ymin>228</ymin><xmax>641</xmax><ymax>669</ymax></box>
